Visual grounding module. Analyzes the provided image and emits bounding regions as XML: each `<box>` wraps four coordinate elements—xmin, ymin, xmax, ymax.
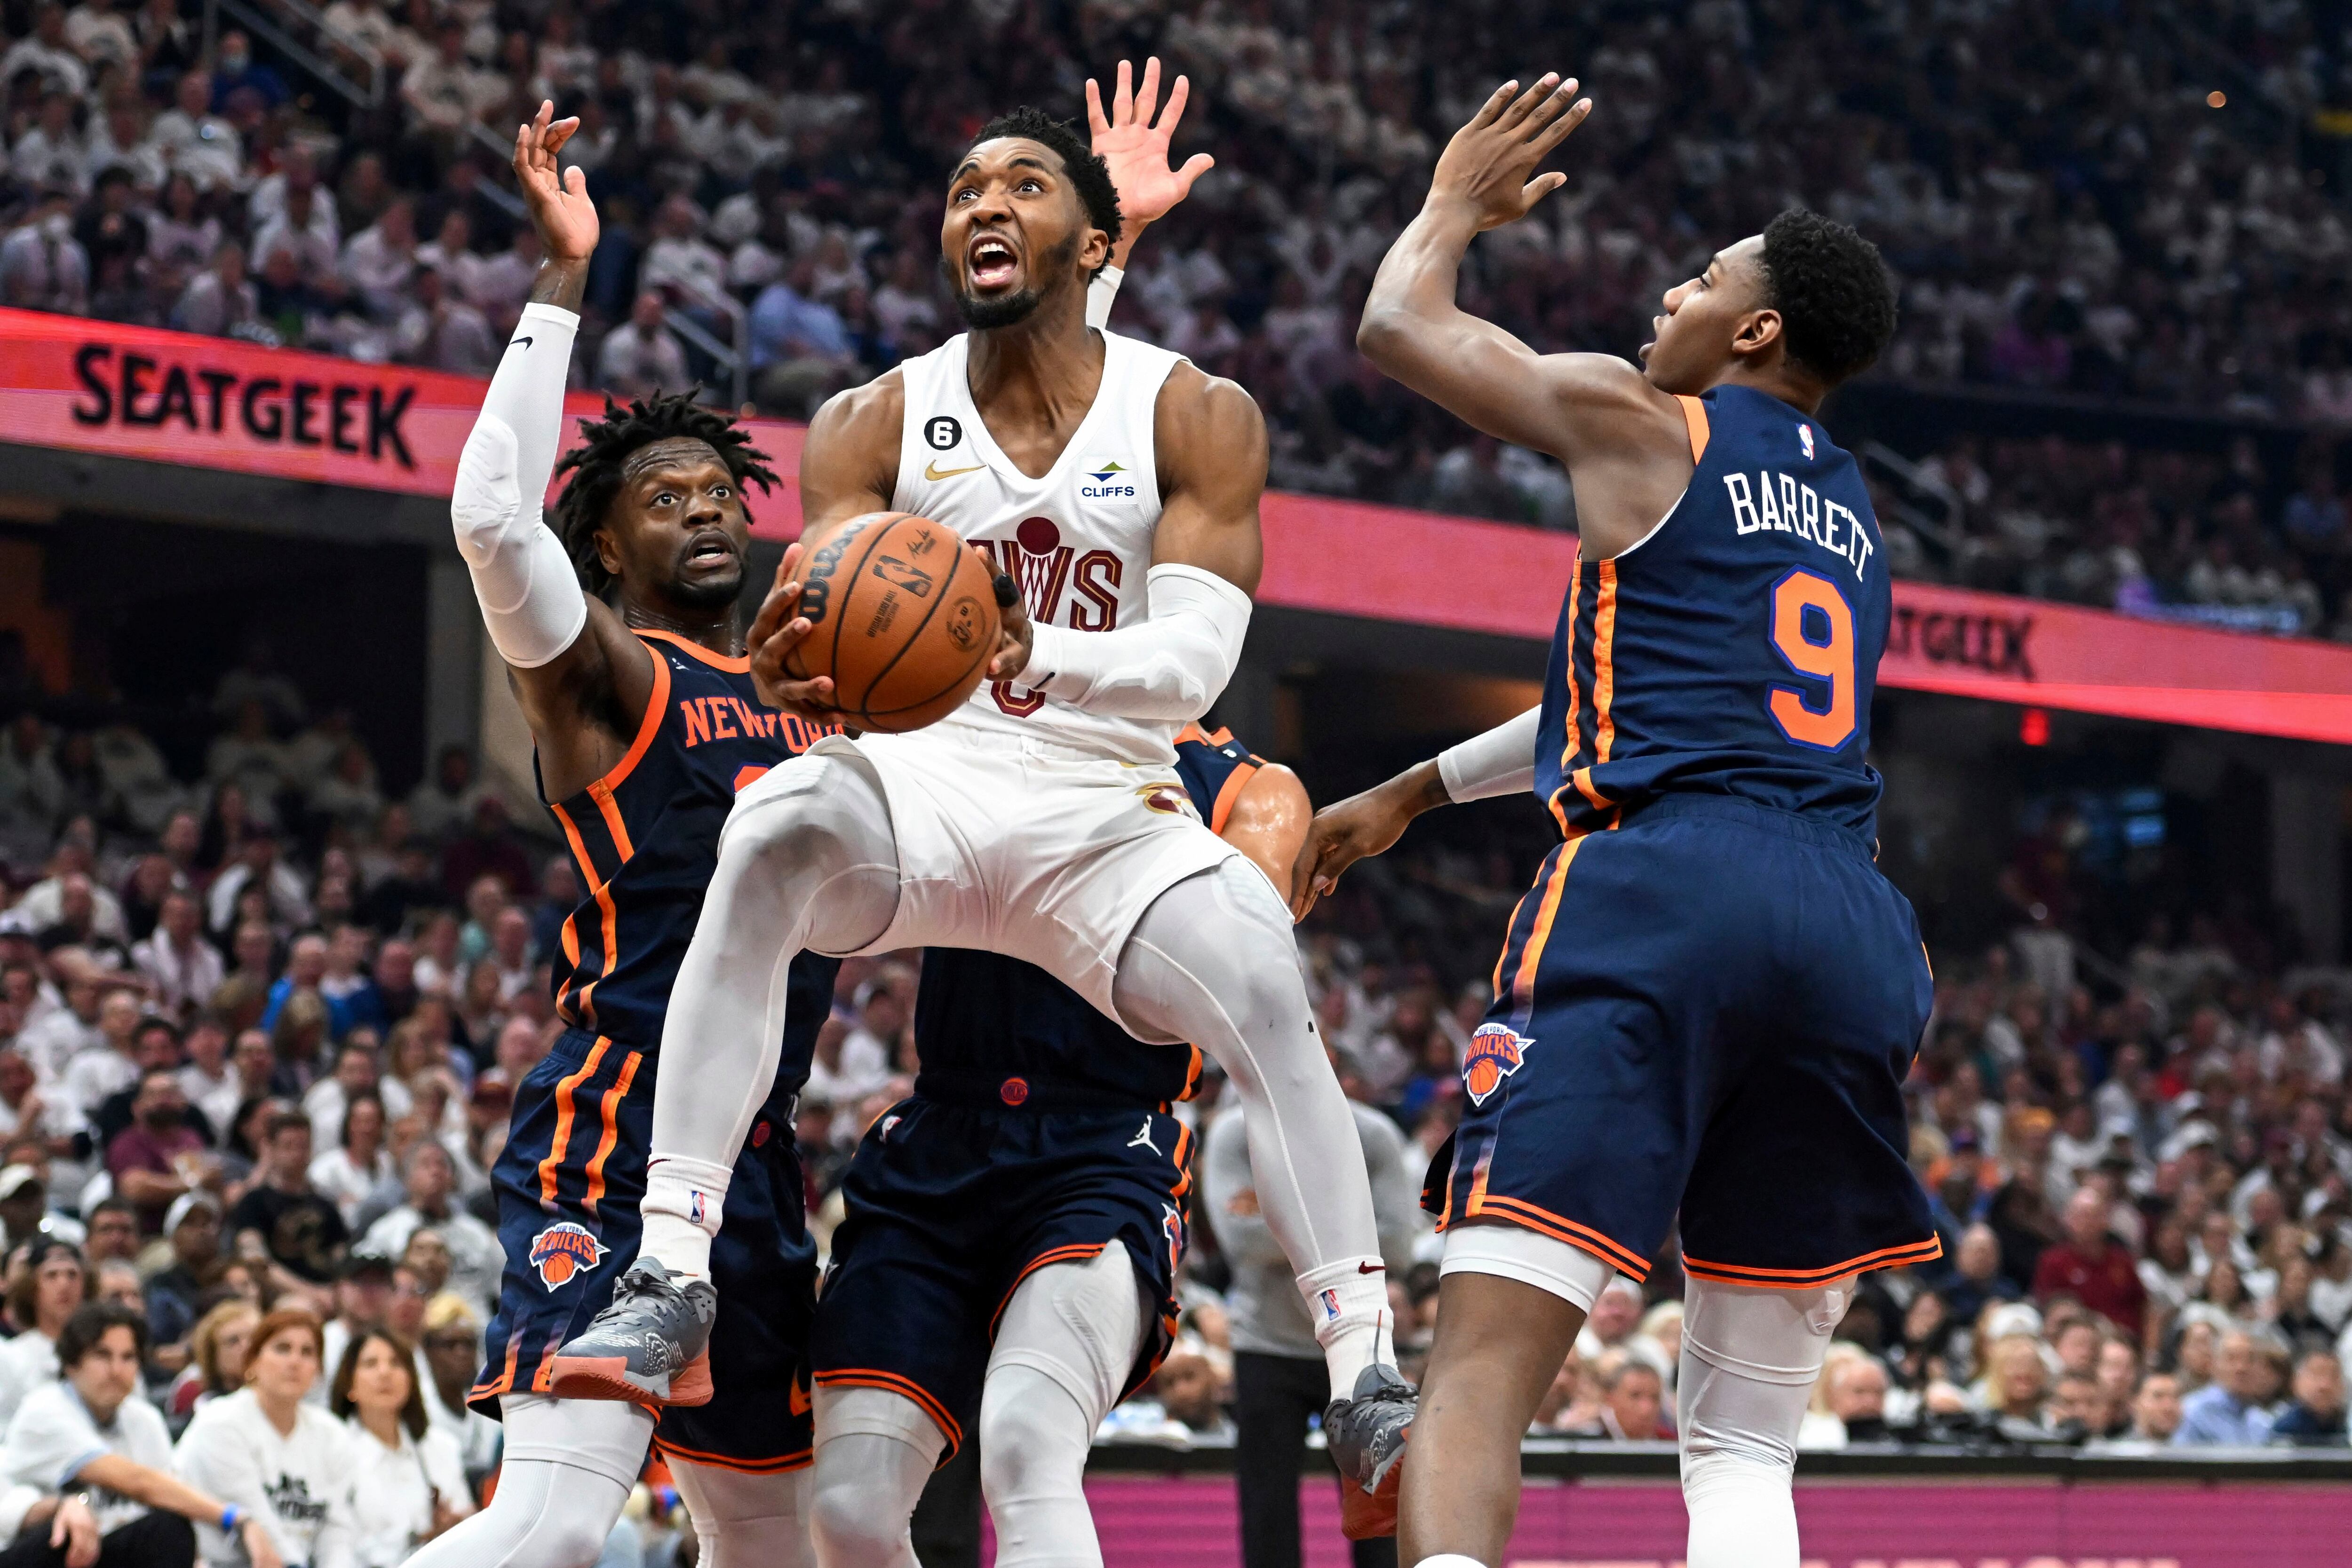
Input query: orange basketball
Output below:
<box><xmin>786</xmin><ymin>511</ymin><xmax>1001</xmax><ymax>732</ymax></box>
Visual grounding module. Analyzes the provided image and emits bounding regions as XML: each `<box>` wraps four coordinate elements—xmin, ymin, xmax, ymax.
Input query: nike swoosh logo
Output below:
<box><xmin>923</xmin><ymin>459</ymin><xmax>985</xmax><ymax>480</ymax></box>
<box><xmin>1358</xmin><ymin>1262</ymin><xmax>1385</xmax><ymax>1275</ymax></box>
<box><xmin>509</xmin><ymin>335</ymin><xmax>533</xmax><ymax>352</ymax></box>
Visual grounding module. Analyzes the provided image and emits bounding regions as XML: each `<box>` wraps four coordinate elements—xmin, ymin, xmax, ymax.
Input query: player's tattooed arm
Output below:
<box><xmin>743</xmin><ymin>371</ymin><xmax>907</xmax><ymax>719</ymax></box>
<box><xmin>1088</xmin><ymin>56</ymin><xmax>1214</xmax><ymax>271</ymax></box>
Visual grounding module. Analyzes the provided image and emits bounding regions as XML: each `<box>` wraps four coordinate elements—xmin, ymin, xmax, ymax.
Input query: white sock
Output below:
<box><xmin>1414</xmin><ymin>1558</ymin><xmax>1488</xmax><ymax>1568</ymax></box>
<box><xmin>640</xmin><ymin>1155</ymin><xmax>734</xmax><ymax>1283</ymax></box>
<box><xmin>1298</xmin><ymin>1258</ymin><xmax>1394</xmax><ymax>1394</ymax></box>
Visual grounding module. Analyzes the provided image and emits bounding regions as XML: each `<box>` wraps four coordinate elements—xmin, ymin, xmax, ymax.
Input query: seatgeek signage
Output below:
<box><xmin>2</xmin><ymin>309</ymin><xmax>2346</xmax><ymax>744</ymax></box>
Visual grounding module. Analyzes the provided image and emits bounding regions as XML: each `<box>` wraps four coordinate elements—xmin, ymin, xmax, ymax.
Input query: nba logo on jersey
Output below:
<box><xmin>528</xmin><ymin>1222</ymin><xmax>606</xmax><ymax>1289</ymax></box>
<box><xmin>1798</xmin><ymin>423</ymin><xmax>1816</xmax><ymax>460</ymax></box>
<box><xmin>1462</xmin><ymin>1024</ymin><xmax>1531</xmax><ymax>1106</ymax></box>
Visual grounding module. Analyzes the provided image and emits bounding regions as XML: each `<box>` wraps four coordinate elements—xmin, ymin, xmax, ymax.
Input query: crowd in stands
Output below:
<box><xmin>8</xmin><ymin>0</ymin><xmax>2352</xmax><ymax>630</ymax></box>
<box><xmin>1884</xmin><ymin>428</ymin><xmax>2352</xmax><ymax>641</ymax></box>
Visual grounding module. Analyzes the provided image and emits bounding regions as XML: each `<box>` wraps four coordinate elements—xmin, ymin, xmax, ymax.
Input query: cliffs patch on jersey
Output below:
<box><xmin>1462</xmin><ymin>1024</ymin><xmax>1531</xmax><ymax>1106</ymax></box>
<box><xmin>529</xmin><ymin>1221</ymin><xmax>607</xmax><ymax>1289</ymax></box>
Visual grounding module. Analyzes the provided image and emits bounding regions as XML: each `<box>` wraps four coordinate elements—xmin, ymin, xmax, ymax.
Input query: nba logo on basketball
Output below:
<box><xmin>528</xmin><ymin>1222</ymin><xmax>606</xmax><ymax>1290</ymax></box>
<box><xmin>1462</xmin><ymin>1024</ymin><xmax>1531</xmax><ymax>1106</ymax></box>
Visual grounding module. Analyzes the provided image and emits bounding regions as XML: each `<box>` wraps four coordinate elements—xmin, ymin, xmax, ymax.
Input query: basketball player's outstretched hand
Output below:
<box><xmin>513</xmin><ymin>98</ymin><xmax>597</xmax><ymax>263</ymax></box>
<box><xmin>1286</xmin><ymin>773</ymin><xmax>1430</xmax><ymax>923</ymax></box>
<box><xmin>1428</xmin><ymin>73</ymin><xmax>1592</xmax><ymax>233</ymax></box>
<box><xmin>746</xmin><ymin>542</ymin><xmax>839</xmax><ymax>720</ymax></box>
<box><xmin>1087</xmin><ymin>56</ymin><xmax>1214</xmax><ymax>229</ymax></box>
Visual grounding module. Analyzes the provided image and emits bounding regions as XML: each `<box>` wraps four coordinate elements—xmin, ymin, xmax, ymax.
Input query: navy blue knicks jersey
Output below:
<box><xmin>912</xmin><ymin>723</ymin><xmax>1261</xmax><ymax>1105</ymax></box>
<box><xmin>1541</xmin><ymin>385</ymin><xmax>1887</xmax><ymax>841</ymax></box>
<box><xmin>543</xmin><ymin>628</ymin><xmax>841</xmax><ymax>1071</ymax></box>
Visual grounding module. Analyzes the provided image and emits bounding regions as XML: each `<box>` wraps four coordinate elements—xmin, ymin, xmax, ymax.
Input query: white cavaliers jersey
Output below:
<box><xmin>891</xmin><ymin>328</ymin><xmax>1190</xmax><ymax>764</ymax></box>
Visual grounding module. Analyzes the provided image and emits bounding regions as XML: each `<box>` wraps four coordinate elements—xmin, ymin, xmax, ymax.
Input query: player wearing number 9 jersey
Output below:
<box><xmin>1289</xmin><ymin>76</ymin><xmax>1936</xmax><ymax>1568</ymax></box>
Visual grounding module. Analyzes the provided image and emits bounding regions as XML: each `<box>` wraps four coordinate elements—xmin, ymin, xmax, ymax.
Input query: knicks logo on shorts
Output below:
<box><xmin>1462</xmin><ymin>1024</ymin><xmax>1532</xmax><ymax>1106</ymax></box>
<box><xmin>527</xmin><ymin>1222</ymin><xmax>607</xmax><ymax>1290</ymax></box>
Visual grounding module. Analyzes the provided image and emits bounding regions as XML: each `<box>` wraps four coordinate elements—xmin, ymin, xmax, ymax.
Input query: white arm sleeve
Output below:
<box><xmin>1437</xmin><ymin>706</ymin><xmax>1540</xmax><ymax>802</ymax></box>
<box><xmin>1084</xmin><ymin>264</ymin><xmax>1124</xmax><ymax>331</ymax></box>
<box><xmin>451</xmin><ymin>303</ymin><xmax>588</xmax><ymax>669</ymax></box>
<box><xmin>1017</xmin><ymin>562</ymin><xmax>1249</xmax><ymax>720</ymax></box>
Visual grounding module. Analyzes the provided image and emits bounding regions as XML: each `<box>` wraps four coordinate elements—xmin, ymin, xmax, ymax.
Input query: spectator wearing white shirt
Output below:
<box><xmin>0</xmin><ymin>1060</ymin><xmax>74</xmax><ymax>1157</ymax></box>
<box><xmin>11</xmin><ymin>966</ymin><xmax>103</xmax><ymax>1087</ymax></box>
<box><xmin>638</xmin><ymin>194</ymin><xmax>727</xmax><ymax>301</ymax></box>
<box><xmin>174</xmin><ymin>1020</ymin><xmax>241</xmax><ymax>1147</ymax></box>
<box><xmin>84</xmin><ymin>95</ymin><xmax>165</xmax><ymax>194</ymax></box>
<box><xmin>461</xmin><ymin>223</ymin><xmax>537</xmax><ymax>325</ymax></box>
<box><xmin>0</xmin><ymin>191</ymin><xmax>90</xmax><ymax>315</ymax></box>
<box><xmin>340</xmin><ymin>198</ymin><xmax>418</xmax><ymax>318</ymax></box>
<box><xmin>10</xmin><ymin>93</ymin><xmax>89</xmax><ymax>196</ymax></box>
<box><xmin>0</xmin><ymin>6</ymin><xmax>90</xmax><ymax>98</ymax></box>
<box><xmin>250</xmin><ymin>185</ymin><xmax>341</xmax><ymax>288</ymax></box>
<box><xmin>400</xmin><ymin>18</ymin><xmax>500</xmax><ymax>138</ymax></box>
<box><xmin>357</xmin><ymin>1144</ymin><xmax>500</xmax><ymax>1314</ymax></box>
<box><xmin>133</xmin><ymin>893</ymin><xmax>223</xmax><ymax>1023</ymax></box>
<box><xmin>63</xmin><ymin>0</ymin><xmax>135</xmax><ymax>70</ymax></box>
<box><xmin>4</xmin><ymin>1304</ymin><xmax>284</xmax><ymax>1568</ymax></box>
<box><xmin>307</xmin><ymin>1092</ymin><xmax>390</xmax><ymax>1226</ymax></box>
<box><xmin>150</xmin><ymin>71</ymin><xmax>241</xmax><ymax>191</ymax></box>
<box><xmin>173</xmin><ymin>1308</ymin><xmax>352</xmax><ymax>1568</ymax></box>
<box><xmin>203</xmin><ymin>834</ymin><xmax>310</xmax><ymax>941</ymax></box>
<box><xmin>391</xmin><ymin>261</ymin><xmax>494</xmax><ymax>374</ymax></box>
<box><xmin>173</xmin><ymin>241</ymin><xmax>261</xmax><ymax>338</ymax></box>
<box><xmin>413</xmin><ymin>208</ymin><xmax>486</xmax><ymax>304</ymax></box>
<box><xmin>0</xmin><ymin>1241</ymin><xmax>89</xmax><ymax>1433</ymax></box>
<box><xmin>594</xmin><ymin>290</ymin><xmax>691</xmax><ymax>398</ymax></box>
<box><xmin>330</xmin><ymin>1328</ymin><xmax>470</xmax><ymax>1565</ymax></box>
<box><xmin>59</xmin><ymin>990</ymin><xmax>142</xmax><ymax>1127</ymax></box>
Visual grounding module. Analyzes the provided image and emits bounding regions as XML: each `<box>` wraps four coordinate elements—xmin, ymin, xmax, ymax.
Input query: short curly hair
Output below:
<box><xmin>551</xmin><ymin>391</ymin><xmax>779</xmax><ymax>597</ymax></box>
<box><xmin>965</xmin><ymin>106</ymin><xmax>1123</xmax><ymax>272</ymax></box>
<box><xmin>1757</xmin><ymin>209</ymin><xmax>1897</xmax><ymax>388</ymax></box>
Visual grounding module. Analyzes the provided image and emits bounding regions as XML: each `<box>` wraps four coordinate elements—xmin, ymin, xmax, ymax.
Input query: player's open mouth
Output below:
<box><xmin>684</xmin><ymin>532</ymin><xmax>737</xmax><ymax>568</ymax></box>
<box><xmin>968</xmin><ymin>236</ymin><xmax>1018</xmax><ymax>290</ymax></box>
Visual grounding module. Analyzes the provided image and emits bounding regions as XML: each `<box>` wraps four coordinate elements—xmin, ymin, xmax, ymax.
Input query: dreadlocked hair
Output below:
<box><xmin>967</xmin><ymin>105</ymin><xmax>1123</xmax><ymax>273</ymax></box>
<box><xmin>550</xmin><ymin>389</ymin><xmax>779</xmax><ymax>596</ymax></box>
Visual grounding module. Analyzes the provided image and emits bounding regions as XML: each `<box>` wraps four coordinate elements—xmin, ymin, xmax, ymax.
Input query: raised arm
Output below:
<box><xmin>1086</xmin><ymin>56</ymin><xmax>1213</xmax><ymax>277</ymax></box>
<box><xmin>1358</xmin><ymin>76</ymin><xmax>1693</xmax><ymax>551</ymax></box>
<box><xmin>451</xmin><ymin>100</ymin><xmax>657</xmax><ymax>795</ymax></box>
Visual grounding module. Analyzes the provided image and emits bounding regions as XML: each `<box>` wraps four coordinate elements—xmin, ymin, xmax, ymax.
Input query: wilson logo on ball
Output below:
<box><xmin>799</xmin><ymin>523</ymin><xmax>867</xmax><ymax>625</ymax></box>
<box><xmin>528</xmin><ymin>1221</ymin><xmax>606</xmax><ymax>1290</ymax></box>
<box><xmin>1462</xmin><ymin>1024</ymin><xmax>1532</xmax><ymax>1105</ymax></box>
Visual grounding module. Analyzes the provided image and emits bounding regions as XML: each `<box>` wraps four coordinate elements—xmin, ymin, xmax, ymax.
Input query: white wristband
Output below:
<box><xmin>1437</xmin><ymin>707</ymin><xmax>1539</xmax><ymax>802</ymax></box>
<box><xmin>1020</xmin><ymin>562</ymin><xmax>1250</xmax><ymax>720</ymax></box>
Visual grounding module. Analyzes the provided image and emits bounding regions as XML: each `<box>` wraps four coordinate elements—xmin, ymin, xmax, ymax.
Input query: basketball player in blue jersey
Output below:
<box><xmin>403</xmin><ymin>104</ymin><xmax>843</xmax><ymax>1568</ymax></box>
<box><xmin>807</xmin><ymin>723</ymin><xmax>1306</xmax><ymax>1568</ymax></box>
<box><xmin>1289</xmin><ymin>79</ymin><xmax>1932</xmax><ymax>1568</ymax></box>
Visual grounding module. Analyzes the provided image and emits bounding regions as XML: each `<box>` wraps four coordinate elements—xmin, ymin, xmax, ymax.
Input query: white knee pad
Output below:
<box><xmin>1113</xmin><ymin>857</ymin><xmax>1298</xmax><ymax>1047</ymax></box>
<box><xmin>497</xmin><ymin>1393</ymin><xmax>657</xmax><ymax>1489</ymax></box>
<box><xmin>669</xmin><ymin>1460</ymin><xmax>810</xmax><ymax>1568</ymax></box>
<box><xmin>1439</xmin><ymin>1221</ymin><xmax>1616</xmax><ymax>1314</ymax></box>
<box><xmin>985</xmin><ymin>1247</ymin><xmax>1149</xmax><ymax>1422</ymax></box>
<box><xmin>809</xmin><ymin>1389</ymin><xmax>942</xmax><ymax>1568</ymax></box>
<box><xmin>1676</xmin><ymin>1275</ymin><xmax>1850</xmax><ymax>1568</ymax></box>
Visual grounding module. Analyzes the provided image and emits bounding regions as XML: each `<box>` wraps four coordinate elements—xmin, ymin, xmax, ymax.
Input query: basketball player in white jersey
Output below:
<box><xmin>551</xmin><ymin>66</ymin><xmax>1416</xmax><ymax>1516</ymax></box>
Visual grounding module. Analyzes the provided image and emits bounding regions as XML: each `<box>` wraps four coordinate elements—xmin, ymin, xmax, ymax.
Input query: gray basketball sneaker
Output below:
<box><xmin>1324</xmin><ymin>1363</ymin><xmax>1416</xmax><ymax>1539</ymax></box>
<box><xmin>546</xmin><ymin>1259</ymin><xmax>717</xmax><ymax>1406</ymax></box>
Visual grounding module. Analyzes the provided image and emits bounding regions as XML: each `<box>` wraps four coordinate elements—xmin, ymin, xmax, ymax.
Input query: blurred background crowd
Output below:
<box><xmin>1</xmin><ymin>0</ymin><xmax>2352</xmax><ymax>634</ymax></box>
